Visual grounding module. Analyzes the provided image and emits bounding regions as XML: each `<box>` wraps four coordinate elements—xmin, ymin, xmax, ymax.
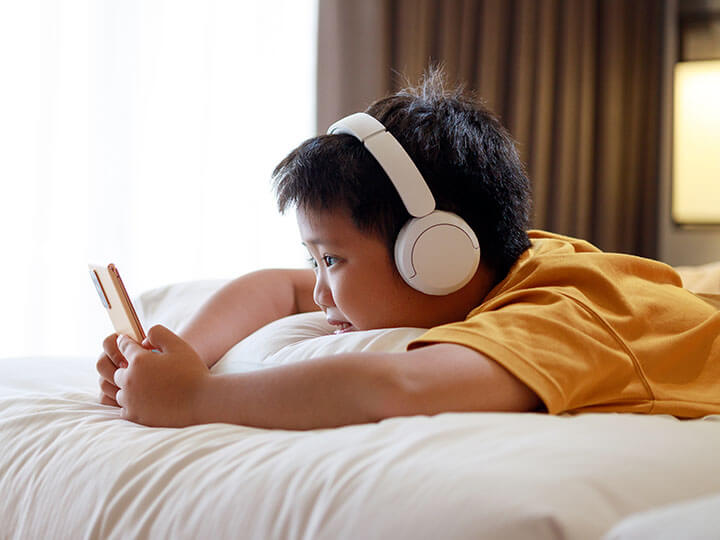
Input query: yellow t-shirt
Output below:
<box><xmin>408</xmin><ymin>230</ymin><xmax>720</xmax><ymax>418</ymax></box>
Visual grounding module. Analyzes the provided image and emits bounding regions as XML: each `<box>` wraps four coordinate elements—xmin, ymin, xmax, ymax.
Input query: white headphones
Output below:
<box><xmin>327</xmin><ymin>112</ymin><xmax>480</xmax><ymax>296</ymax></box>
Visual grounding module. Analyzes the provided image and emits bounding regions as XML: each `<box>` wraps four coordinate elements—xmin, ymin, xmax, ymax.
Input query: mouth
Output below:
<box><xmin>327</xmin><ymin>319</ymin><xmax>355</xmax><ymax>335</ymax></box>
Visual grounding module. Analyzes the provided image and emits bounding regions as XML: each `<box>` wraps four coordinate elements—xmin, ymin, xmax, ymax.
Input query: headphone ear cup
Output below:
<box><xmin>394</xmin><ymin>211</ymin><xmax>480</xmax><ymax>295</ymax></box>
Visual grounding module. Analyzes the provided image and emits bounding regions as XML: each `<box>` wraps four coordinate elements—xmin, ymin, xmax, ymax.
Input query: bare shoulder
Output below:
<box><xmin>390</xmin><ymin>343</ymin><xmax>541</xmax><ymax>415</ymax></box>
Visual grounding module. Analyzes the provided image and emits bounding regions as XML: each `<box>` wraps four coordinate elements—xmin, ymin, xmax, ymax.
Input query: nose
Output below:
<box><xmin>313</xmin><ymin>270</ymin><xmax>334</xmax><ymax>309</ymax></box>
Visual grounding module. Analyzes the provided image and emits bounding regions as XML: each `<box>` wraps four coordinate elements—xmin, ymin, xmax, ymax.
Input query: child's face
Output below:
<box><xmin>298</xmin><ymin>206</ymin><xmax>418</xmax><ymax>333</ymax></box>
<box><xmin>297</xmin><ymin>206</ymin><xmax>477</xmax><ymax>333</ymax></box>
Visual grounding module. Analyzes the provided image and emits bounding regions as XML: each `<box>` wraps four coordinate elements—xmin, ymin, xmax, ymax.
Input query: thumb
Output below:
<box><xmin>116</xmin><ymin>333</ymin><xmax>145</xmax><ymax>361</ymax></box>
<box><xmin>145</xmin><ymin>325</ymin><xmax>190</xmax><ymax>353</ymax></box>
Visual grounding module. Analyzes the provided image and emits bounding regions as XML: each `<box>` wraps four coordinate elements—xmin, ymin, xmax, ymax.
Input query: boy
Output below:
<box><xmin>96</xmin><ymin>71</ymin><xmax>720</xmax><ymax>429</ymax></box>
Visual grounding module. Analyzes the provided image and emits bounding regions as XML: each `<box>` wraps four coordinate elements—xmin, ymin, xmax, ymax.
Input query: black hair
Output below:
<box><xmin>272</xmin><ymin>68</ymin><xmax>532</xmax><ymax>282</ymax></box>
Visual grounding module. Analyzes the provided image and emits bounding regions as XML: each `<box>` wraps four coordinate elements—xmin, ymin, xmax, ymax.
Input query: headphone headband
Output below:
<box><xmin>327</xmin><ymin>113</ymin><xmax>435</xmax><ymax>218</ymax></box>
<box><xmin>327</xmin><ymin>111</ymin><xmax>480</xmax><ymax>296</ymax></box>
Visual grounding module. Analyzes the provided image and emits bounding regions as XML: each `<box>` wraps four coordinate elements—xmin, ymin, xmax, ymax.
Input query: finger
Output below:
<box><xmin>116</xmin><ymin>334</ymin><xmax>145</xmax><ymax>361</ymax></box>
<box><xmin>96</xmin><ymin>355</ymin><xmax>118</xmax><ymax>382</ymax></box>
<box><xmin>102</xmin><ymin>333</ymin><xmax>126</xmax><ymax>368</ymax></box>
<box><xmin>114</xmin><ymin>367</ymin><xmax>127</xmax><ymax>388</ymax></box>
<box><xmin>116</xmin><ymin>389</ymin><xmax>126</xmax><ymax>408</ymax></box>
<box><xmin>102</xmin><ymin>333</ymin><xmax>118</xmax><ymax>353</ymax></box>
<box><xmin>99</xmin><ymin>377</ymin><xmax>120</xmax><ymax>400</ymax></box>
<box><xmin>99</xmin><ymin>392</ymin><xmax>119</xmax><ymax>407</ymax></box>
<box><xmin>145</xmin><ymin>325</ymin><xmax>188</xmax><ymax>353</ymax></box>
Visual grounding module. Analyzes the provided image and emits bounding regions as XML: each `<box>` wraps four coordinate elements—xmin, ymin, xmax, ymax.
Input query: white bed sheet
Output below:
<box><xmin>604</xmin><ymin>491</ymin><xmax>720</xmax><ymax>540</ymax></box>
<box><xmin>2</xmin><ymin>279</ymin><xmax>720</xmax><ymax>539</ymax></box>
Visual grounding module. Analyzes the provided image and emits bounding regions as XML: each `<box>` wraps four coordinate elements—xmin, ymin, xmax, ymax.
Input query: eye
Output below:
<box><xmin>306</xmin><ymin>256</ymin><xmax>318</xmax><ymax>269</ymax></box>
<box><xmin>322</xmin><ymin>255</ymin><xmax>339</xmax><ymax>267</ymax></box>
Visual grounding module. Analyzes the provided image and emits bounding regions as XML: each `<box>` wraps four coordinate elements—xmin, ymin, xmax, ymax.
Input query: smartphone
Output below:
<box><xmin>89</xmin><ymin>263</ymin><xmax>146</xmax><ymax>343</ymax></box>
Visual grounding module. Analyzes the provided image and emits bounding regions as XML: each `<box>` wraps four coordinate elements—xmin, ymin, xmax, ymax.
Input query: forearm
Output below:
<box><xmin>195</xmin><ymin>352</ymin><xmax>404</xmax><ymax>430</ymax></box>
<box><xmin>193</xmin><ymin>344</ymin><xmax>540</xmax><ymax>429</ymax></box>
<box><xmin>179</xmin><ymin>269</ymin><xmax>317</xmax><ymax>368</ymax></box>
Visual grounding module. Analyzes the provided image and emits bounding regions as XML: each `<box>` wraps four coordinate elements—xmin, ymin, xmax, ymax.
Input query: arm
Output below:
<box><xmin>179</xmin><ymin>268</ymin><xmax>318</xmax><ymax>368</ymax></box>
<box><xmin>113</xmin><ymin>328</ymin><xmax>541</xmax><ymax>429</ymax></box>
<box><xmin>197</xmin><ymin>343</ymin><xmax>541</xmax><ymax>429</ymax></box>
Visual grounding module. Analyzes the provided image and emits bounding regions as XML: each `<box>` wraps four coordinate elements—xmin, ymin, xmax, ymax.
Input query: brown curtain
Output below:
<box><xmin>317</xmin><ymin>0</ymin><xmax>666</xmax><ymax>258</ymax></box>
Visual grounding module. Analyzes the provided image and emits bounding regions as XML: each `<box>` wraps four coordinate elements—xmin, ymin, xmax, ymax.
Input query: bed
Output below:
<box><xmin>2</xmin><ymin>262</ymin><xmax>720</xmax><ymax>539</ymax></box>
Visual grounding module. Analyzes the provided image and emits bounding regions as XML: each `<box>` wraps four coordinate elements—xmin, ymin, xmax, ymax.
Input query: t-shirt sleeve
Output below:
<box><xmin>407</xmin><ymin>289</ymin><xmax>652</xmax><ymax>415</ymax></box>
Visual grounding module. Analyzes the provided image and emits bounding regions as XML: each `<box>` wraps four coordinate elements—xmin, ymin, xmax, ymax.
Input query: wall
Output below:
<box><xmin>658</xmin><ymin>0</ymin><xmax>720</xmax><ymax>266</ymax></box>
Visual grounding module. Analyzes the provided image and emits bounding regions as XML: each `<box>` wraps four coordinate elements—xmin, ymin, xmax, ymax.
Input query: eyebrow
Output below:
<box><xmin>302</xmin><ymin>238</ymin><xmax>344</xmax><ymax>249</ymax></box>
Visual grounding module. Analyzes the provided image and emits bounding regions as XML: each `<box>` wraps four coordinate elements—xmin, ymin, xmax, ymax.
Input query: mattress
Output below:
<box><xmin>2</xmin><ymin>273</ymin><xmax>720</xmax><ymax>539</ymax></box>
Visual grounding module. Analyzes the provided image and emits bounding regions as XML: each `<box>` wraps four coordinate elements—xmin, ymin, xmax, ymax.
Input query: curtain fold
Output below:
<box><xmin>317</xmin><ymin>0</ymin><xmax>665</xmax><ymax>257</ymax></box>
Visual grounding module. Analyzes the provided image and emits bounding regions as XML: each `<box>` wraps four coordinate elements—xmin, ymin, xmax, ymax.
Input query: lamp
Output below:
<box><xmin>672</xmin><ymin>60</ymin><xmax>720</xmax><ymax>225</ymax></box>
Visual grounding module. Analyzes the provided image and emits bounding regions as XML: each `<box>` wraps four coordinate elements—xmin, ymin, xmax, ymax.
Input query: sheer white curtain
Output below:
<box><xmin>0</xmin><ymin>0</ymin><xmax>318</xmax><ymax>358</ymax></box>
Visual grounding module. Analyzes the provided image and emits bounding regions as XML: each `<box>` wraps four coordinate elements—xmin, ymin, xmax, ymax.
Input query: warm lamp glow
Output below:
<box><xmin>673</xmin><ymin>60</ymin><xmax>720</xmax><ymax>224</ymax></box>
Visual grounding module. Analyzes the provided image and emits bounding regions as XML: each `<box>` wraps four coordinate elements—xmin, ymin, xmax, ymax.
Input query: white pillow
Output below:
<box><xmin>135</xmin><ymin>280</ymin><xmax>427</xmax><ymax>374</ymax></box>
<box><xmin>674</xmin><ymin>260</ymin><xmax>720</xmax><ymax>293</ymax></box>
<box><xmin>135</xmin><ymin>279</ymin><xmax>228</xmax><ymax>331</ymax></box>
<box><xmin>213</xmin><ymin>311</ymin><xmax>426</xmax><ymax>373</ymax></box>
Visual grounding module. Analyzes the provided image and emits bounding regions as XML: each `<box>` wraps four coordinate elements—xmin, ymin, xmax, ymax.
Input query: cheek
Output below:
<box><xmin>326</xmin><ymin>272</ymin><xmax>373</xmax><ymax>323</ymax></box>
<box><xmin>343</xmin><ymin>273</ymin><xmax>411</xmax><ymax>325</ymax></box>
<box><xmin>330</xmin><ymin>275</ymin><xmax>360</xmax><ymax>310</ymax></box>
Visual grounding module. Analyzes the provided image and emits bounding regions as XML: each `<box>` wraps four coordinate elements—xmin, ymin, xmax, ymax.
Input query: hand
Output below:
<box><xmin>113</xmin><ymin>325</ymin><xmax>210</xmax><ymax>427</ymax></box>
<box><xmin>97</xmin><ymin>333</ymin><xmax>125</xmax><ymax>407</ymax></box>
<box><xmin>97</xmin><ymin>332</ymin><xmax>154</xmax><ymax>406</ymax></box>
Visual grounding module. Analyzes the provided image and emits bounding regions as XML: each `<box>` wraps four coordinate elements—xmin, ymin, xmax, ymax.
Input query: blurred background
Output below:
<box><xmin>1</xmin><ymin>0</ymin><xmax>719</xmax><ymax>358</ymax></box>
